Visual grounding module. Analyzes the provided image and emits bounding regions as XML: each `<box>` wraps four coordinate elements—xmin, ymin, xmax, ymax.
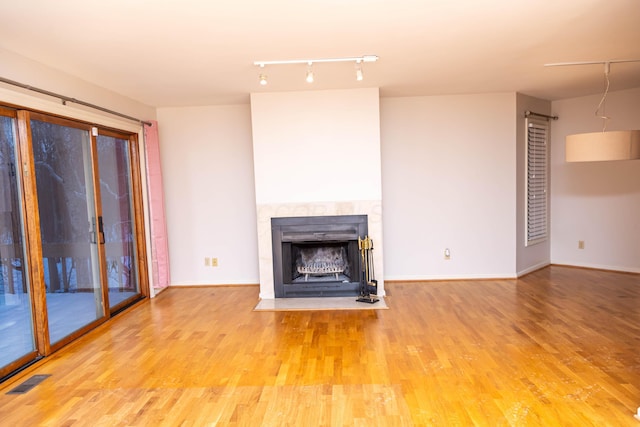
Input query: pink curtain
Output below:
<box><xmin>144</xmin><ymin>121</ymin><xmax>170</xmax><ymax>290</ymax></box>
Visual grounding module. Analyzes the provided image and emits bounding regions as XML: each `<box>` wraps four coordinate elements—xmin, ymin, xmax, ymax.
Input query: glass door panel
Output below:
<box><xmin>30</xmin><ymin>119</ymin><xmax>104</xmax><ymax>345</ymax></box>
<box><xmin>0</xmin><ymin>113</ymin><xmax>36</xmax><ymax>370</ymax></box>
<box><xmin>96</xmin><ymin>134</ymin><xmax>141</xmax><ymax>309</ymax></box>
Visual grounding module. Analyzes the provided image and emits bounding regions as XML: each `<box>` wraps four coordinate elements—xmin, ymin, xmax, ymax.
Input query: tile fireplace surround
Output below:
<box><xmin>256</xmin><ymin>200</ymin><xmax>384</xmax><ymax>299</ymax></box>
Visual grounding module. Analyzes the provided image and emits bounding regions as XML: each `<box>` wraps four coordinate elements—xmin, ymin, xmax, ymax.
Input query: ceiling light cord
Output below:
<box><xmin>595</xmin><ymin>62</ymin><xmax>610</xmax><ymax>132</ymax></box>
<box><xmin>545</xmin><ymin>59</ymin><xmax>640</xmax><ymax>133</ymax></box>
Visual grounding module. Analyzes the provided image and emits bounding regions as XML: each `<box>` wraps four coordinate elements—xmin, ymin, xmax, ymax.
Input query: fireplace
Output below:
<box><xmin>271</xmin><ymin>215</ymin><xmax>368</xmax><ymax>297</ymax></box>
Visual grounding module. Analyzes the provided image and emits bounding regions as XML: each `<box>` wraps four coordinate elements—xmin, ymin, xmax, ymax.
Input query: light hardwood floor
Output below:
<box><xmin>0</xmin><ymin>265</ymin><xmax>639</xmax><ymax>426</ymax></box>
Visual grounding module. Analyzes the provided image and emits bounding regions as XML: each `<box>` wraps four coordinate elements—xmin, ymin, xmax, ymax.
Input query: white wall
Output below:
<box><xmin>550</xmin><ymin>87</ymin><xmax>640</xmax><ymax>272</ymax></box>
<box><xmin>380</xmin><ymin>94</ymin><xmax>518</xmax><ymax>279</ymax></box>
<box><xmin>156</xmin><ymin>105</ymin><xmax>260</xmax><ymax>285</ymax></box>
<box><xmin>515</xmin><ymin>94</ymin><xmax>552</xmax><ymax>275</ymax></box>
<box><xmin>158</xmin><ymin>91</ymin><xmax>524</xmax><ymax>287</ymax></box>
<box><xmin>150</xmin><ymin>89</ymin><xmax>640</xmax><ymax>287</ymax></box>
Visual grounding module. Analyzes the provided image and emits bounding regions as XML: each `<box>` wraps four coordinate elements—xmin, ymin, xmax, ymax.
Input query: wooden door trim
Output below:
<box><xmin>16</xmin><ymin>110</ymin><xmax>51</xmax><ymax>356</ymax></box>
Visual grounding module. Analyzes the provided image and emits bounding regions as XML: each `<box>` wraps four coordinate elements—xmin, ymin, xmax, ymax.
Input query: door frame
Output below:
<box><xmin>12</xmin><ymin>109</ymin><xmax>148</xmax><ymax>358</ymax></box>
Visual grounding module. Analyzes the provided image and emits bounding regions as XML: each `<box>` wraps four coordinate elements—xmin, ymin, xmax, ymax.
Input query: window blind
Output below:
<box><xmin>526</xmin><ymin>118</ymin><xmax>548</xmax><ymax>245</ymax></box>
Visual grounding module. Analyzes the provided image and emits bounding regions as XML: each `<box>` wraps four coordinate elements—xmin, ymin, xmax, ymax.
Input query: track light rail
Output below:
<box><xmin>254</xmin><ymin>55</ymin><xmax>378</xmax><ymax>67</ymax></box>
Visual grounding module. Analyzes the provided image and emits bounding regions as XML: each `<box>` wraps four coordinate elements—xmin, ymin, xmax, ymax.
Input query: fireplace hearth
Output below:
<box><xmin>271</xmin><ymin>215</ymin><xmax>367</xmax><ymax>297</ymax></box>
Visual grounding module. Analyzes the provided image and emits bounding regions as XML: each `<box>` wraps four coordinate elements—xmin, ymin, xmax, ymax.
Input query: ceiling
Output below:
<box><xmin>1</xmin><ymin>0</ymin><xmax>639</xmax><ymax>107</ymax></box>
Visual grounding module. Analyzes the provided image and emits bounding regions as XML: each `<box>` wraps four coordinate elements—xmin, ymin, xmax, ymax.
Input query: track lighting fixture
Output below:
<box><xmin>254</xmin><ymin>55</ymin><xmax>378</xmax><ymax>85</ymax></box>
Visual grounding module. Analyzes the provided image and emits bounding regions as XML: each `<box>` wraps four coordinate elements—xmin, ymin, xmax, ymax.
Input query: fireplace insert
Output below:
<box><xmin>271</xmin><ymin>215</ymin><xmax>367</xmax><ymax>297</ymax></box>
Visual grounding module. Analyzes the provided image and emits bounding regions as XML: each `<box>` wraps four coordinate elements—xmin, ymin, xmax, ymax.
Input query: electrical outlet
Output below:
<box><xmin>578</xmin><ymin>240</ymin><xmax>585</xmax><ymax>250</ymax></box>
<box><xmin>204</xmin><ymin>257</ymin><xmax>210</xmax><ymax>266</ymax></box>
<box><xmin>212</xmin><ymin>257</ymin><xmax>218</xmax><ymax>267</ymax></box>
<box><xmin>444</xmin><ymin>248</ymin><xmax>451</xmax><ymax>260</ymax></box>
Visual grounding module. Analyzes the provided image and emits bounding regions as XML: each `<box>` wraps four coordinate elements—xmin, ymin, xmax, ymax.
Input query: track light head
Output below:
<box><xmin>257</xmin><ymin>63</ymin><xmax>268</xmax><ymax>86</ymax></box>
<box><xmin>355</xmin><ymin>61</ymin><xmax>363</xmax><ymax>81</ymax></box>
<box><xmin>306</xmin><ymin>62</ymin><xmax>314</xmax><ymax>83</ymax></box>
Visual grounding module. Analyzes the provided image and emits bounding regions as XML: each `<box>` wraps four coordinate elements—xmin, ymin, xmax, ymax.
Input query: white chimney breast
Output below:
<box><xmin>250</xmin><ymin>88</ymin><xmax>384</xmax><ymax>299</ymax></box>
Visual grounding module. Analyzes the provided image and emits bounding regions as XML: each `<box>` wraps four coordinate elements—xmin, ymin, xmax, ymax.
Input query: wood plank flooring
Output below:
<box><xmin>0</xmin><ymin>265</ymin><xmax>639</xmax><ymax>426</ymax></box>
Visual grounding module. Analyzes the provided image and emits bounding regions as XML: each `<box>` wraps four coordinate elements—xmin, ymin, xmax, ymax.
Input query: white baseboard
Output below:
<box><xmin>170</xmin><ymin>281</ymin><xmax>260</xmax><ymax>287</ymax></box>
<box><xmin>384</xmin><ymin>272</ymin><xmax>517</xmax><ymax>281</ymax></box>
<box><xmin>517</xmin><ymin>261</ymin><xmax>551</xmax><ymax>277</ymax></box>
<box><xmin>551</xmin><ymin>261</ymin><xmax>640</xmax><ymax>274</ymax></box>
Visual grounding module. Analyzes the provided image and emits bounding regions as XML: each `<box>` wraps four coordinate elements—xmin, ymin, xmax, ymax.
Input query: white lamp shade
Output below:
<box><xmin>566</xmin><ymin>130</ymin><xmax>640</xmax><ymax>162</ymax></box>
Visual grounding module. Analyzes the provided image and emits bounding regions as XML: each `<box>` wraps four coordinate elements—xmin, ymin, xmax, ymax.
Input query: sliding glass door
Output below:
<box><xmin>0</xmin><ymin>107</ymin><xmax>148</xmax><ymax>378</ymax></box>
<box><xmin>30</xmin><ymin>117</ymin><xmax>105</xmax><ymax>344</ymax></box>
<box><xmin>0</xmin><ymin>109</ymin><xmax>36</xmax><ymax>372</ymax></box>
<box><xmin>96</xmin><ymin>132</ymin><xmax>141</xmax><ymax>310</ymax></box>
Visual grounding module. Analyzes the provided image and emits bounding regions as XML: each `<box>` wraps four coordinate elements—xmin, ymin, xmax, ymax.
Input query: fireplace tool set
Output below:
<box><xmin>357</xmin><ymin>235</ymin><xmax>379</xmax><ymax>304</ymax></box>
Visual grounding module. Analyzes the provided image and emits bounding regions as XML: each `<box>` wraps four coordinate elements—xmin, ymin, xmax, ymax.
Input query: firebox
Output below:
<box><xmin>271</xmin><ymin>215</ymin><xmax>368</xmax><ymax>297</ymax></box>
